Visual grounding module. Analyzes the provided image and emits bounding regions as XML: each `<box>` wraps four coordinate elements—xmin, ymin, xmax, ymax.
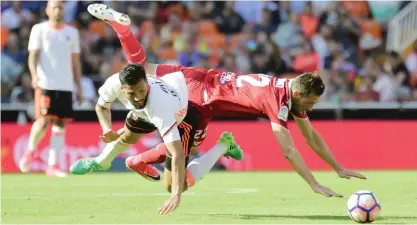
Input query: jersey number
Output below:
<box><xmin>195</xmin><ymin>127</ymin><xmax>208</xmax><ymax>140</ymax></box>
<box><xmin>236</xmin><ymin>74</ymin><xmax>271</xmax><ymax>88</ymax></box>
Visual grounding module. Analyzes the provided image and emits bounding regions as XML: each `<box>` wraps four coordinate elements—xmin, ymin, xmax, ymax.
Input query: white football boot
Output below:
<box><xmin>87</xmin><ymin>3</ymin><xmax>130</xmax><ymax>26</ymax></box>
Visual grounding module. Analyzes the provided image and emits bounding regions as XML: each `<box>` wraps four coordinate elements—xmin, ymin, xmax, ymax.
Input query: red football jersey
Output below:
<box><xmin>155</xmin><ymin>64</ymin><xmax>207</xmax><ymax>106</ymax></box>
<box><xmin>155</xmin><ymin>64</ymin><xmax>307</xmax><ymax>128</ymax></box>
<box><xmin>204</xmin><ymin>72</ymin><xmax>308</xmax><ymax>128</ymax></box>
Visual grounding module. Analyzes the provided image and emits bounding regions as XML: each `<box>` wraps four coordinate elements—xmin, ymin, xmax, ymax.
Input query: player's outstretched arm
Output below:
<box><xmin>271</xmin><ymin>123</ymin><xmax>343</xmax><ymax>198</ymax></box>
<box><xmin>293</xmin><ymin>117</ymin><xmax>366</xmax><ymax>180</ymax></box>
<box><xmin>95</xmin><ymin>103</ymin><xmax>119</xmax><ymax>143</ymax></box>
<box><xmin>159</xmin><ymin>137</ymin><xmax>185</xmax><ymax>215</ymax></box>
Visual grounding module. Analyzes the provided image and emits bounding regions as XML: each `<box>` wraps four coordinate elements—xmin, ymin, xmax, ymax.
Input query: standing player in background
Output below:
<box><xmin>84</xmin><ymin>4</ymin><xmax>366</xmax><ymax>197</ymax></box>
<box><xmin>19</xmin><ymin>0</ymin><xmax>83</xmax><ymax>177</ymax></box>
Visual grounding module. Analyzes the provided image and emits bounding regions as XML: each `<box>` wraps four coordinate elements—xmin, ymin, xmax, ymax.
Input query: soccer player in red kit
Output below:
<box><xmin>88</xmin><ymin>4</ymin><xmax>366</xmax><ymax>198</ymax></box>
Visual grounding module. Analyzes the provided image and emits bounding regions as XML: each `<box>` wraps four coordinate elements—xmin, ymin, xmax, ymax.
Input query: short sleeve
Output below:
<box><xmin>97</xmin><ymin>75</ymin><xmax>118</xmax><ymax>108</ymax></box>
<box><xmin>155</xmin><ymin>64</ymin><xmax>184</xmax><ymax>78</ymax></box>
<box><xmin>265</xmin><ymin>103</ymin><xmax>289</xmax><ymax>129</ymax></box>
<box><xmin>261</xmin><ymin>93</ymin><xmax>289</xmax><ymax>129</ymax></box>
<box><xmin>71</xmin><ymin>28</ymin><xmax>81</xmax><ymax>54</ymax></box>
<box><xmin>28</xmin><ymin>24</ymin><xmax>41</xmax><ymax>51</ymax></box>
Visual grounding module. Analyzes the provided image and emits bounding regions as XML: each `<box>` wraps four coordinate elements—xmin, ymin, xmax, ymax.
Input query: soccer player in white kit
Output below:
<box><xmin>19</xmin><ymin>0</ymin><xmax>83</xmax><ymax>177</ymax></box>
<box><xmin>70</xmin><ymin>62</ymin><xmax>243</xmax><ymax>214</ymax></box>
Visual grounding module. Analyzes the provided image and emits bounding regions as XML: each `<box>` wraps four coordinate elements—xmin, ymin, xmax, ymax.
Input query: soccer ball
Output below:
<box><xmin>347</xmin><ymin>190</ymin><xmax>381</xmax><ymax>223</ymax></box>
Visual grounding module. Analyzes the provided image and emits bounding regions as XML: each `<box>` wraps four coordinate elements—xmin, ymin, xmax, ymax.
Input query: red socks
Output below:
<box><xmin>130</xmin><ymin>144</ymin><xmax>167</xmax><ymax>166</ymax></box>
<box><xmin>106</xmin><ymin>21</ymin><xmax>146</xmax><ymax>65</ymax></box>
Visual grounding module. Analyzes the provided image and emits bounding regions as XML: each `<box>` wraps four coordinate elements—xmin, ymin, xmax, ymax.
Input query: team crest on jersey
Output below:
<box><xmin>278</xmin><ymin>106</ymin><xmax>289</xmax><ymax>121</ymax></box>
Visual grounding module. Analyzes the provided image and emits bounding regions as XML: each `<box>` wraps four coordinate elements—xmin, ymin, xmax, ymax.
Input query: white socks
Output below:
<box><xmin>48</xmin><ymin>125</ymin><xmax>65</xmax><ymax>166</ymax></box>
<box><xmin>95</xmin><ymin>140</ymin><xmax>130</xmax><ymax>168</ymax></box>
<box><xmin>186</xmin><ymin>143</ymin><xmax>227</xmax><ymax>183</ymax></box>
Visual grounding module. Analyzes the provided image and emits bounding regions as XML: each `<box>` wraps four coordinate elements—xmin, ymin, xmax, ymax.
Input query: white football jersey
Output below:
<box><xmin>98</xmin><ymin>72</ymin><xmax>188</xmax><ymax>143</ymax></box>
<box><xmin>28</xmin><ymin>22</ymin><xmax>80</xmax><ymax>91</ymax></box>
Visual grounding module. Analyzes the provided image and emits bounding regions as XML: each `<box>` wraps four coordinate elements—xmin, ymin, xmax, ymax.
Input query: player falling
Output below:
<box><xmin>19</xmin><ymin>0</ymin><xmax>83</xmax><ymax>177</ymax></box>
<box><xmin>74</xmin><ymin>4</ymin><xmax>366</xmax><ymax>198</ymax></box>
<box><xmin>69</xmin><ymin>19</ymin><xmax>243</xmax><ymax>214</ymax></box>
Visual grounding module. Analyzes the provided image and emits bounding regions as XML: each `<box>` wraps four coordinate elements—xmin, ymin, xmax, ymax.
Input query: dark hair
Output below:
<box><xmin>119</xmin><ymin>63</ymin><xmax>146</xmax><ymax>86</ymax></box>
<box><xmin>292</xmin><ymin>71</ymin><xmax>325</xmax><ymax>96</ymax></box>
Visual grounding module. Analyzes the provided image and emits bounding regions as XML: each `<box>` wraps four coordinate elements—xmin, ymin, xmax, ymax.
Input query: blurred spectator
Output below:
<box><xmin>75</xmin><ymin>76</ymin><xmax>97</xmax><ymax>107</ymax></box>
<box><xmin>293</xmin><ymin>42</ymin><xmax>320</xmax><ymax>73</ymax></box>
<box><xmin>357</xmin><ymin>58</ymin><xmax>396</xmax><ymax>102</ymax></box>
<box><xmin>233</xmin><ymin>1</ymin><xmax>265</xmax><ymax>24</ymax></box>
<box><xmin>271</xmin><ymin>1</ymin><xmax>290</xmax><ymax>26</ymax></box>
<box><xmin>299</xmin><ymin>2</ymin><xmax>319</xmax><ymax>39</ymax></box>
<box><xmin>213</xmin><ymin>1</ymin><xmax>245</xmax><ymax>35</ymax></box>
<box><xmin>174</xmin><ymin>22</ymin><xmax>208</xmax><ymax>67</ymax></box>
<box><xmin>252</xmin><ymin>8</ymin><xmax>276</xmax><ymax>33</ymax></box>
<box><xmin>3</xmin><ymin>32</ymin><xmax>27</xmax><ymax>64</ymax></box>
<box><xmin>264</xmin><ymin>41</ymin><xmax>288</xmax><ymax>75</ymax></box>
<box><xmin>341</xmin><ymin>1</ymin><xmax>370</xmax><ymax>20</ymax></box>
<box><xmin>370</xmin><ymin>63</ymin><xmax>396</xmax><ymax>102</ymax></box>
<box><xmin>358</xmin><ymin>13</ymin><xmax>382</xmax><ymax>53</ymax></box>
<box><xmin>251</xmin><ymin>46</ymin><xmax>272</xmax><ymax>75</ymax></box>
<box><xmin>10</xmin><ymin>73</ymin><xmax>34</xmax><ymax>103</ymax></box>
<box><xmin>356</xmin><ymin>75</ymin><xmax>379</xmax><ymax>102</ymax></box>
<box><xmin>219</xmin><ymin>52</ymin><xmax>239</xmax><ymax>74</ymax></box>
<box><xmin>332</xmin><ymin>11</ymin><xmax>361</xmax><ymax>64</ymax></box>
<box><xmin>406</xmin><ymin>42</ymin><xmax>417</xmax><ymax>75</ymax></box>
<box><xmin>1</xmin><ymin>1</ymin><xmax>34</xmax><ymax>31</ymax></box>
<box><xmin>319</xmin><ymin>2</ymin><xmax>340</xmax><ymax>27</ymax></box>
<box><xmin>406</xmin><ymin>43</ymin><xmax>417</xmax><ymax>99</ymax></box>
<box><xmin>92</xmin><ymin>26</ymin><xmax>121</xmax><ymax>60</ymax></box>
<box><xmin>385</xmin><ymin>51</ymin><xmax>412</xmax><ymax>100</ymax></box>
<box><xmin>311</xmin><ymin>25</ymin><xmax>332</xmax><ymax>69</ymax></box>
<box><xmin>1</xmin><ymin>51</ymin><xmax>24</xmax><ymax>85</ymax></box>
<box><xmin>198</xmin><ymin>55</ymin><xmax>212</xmax><ymax>70</ymax></box>
<box><xmin>160</xmin><ymin>13</ymin><xmax>183</xmax><ymax>46</ymax></box>
<box><xmin>273</xmin><ymin>12</ymin><xmax>302</xmax><ymax>51</ymax></box>
<box><xmin>1</xmin><ymin>81</ymin><xmax>12</xmax><ymax>103</ymax></box>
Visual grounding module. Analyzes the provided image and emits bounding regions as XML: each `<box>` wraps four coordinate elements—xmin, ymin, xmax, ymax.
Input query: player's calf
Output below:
<box><xmin>19</xmin><ymin>117</ymin><xmax>50</xmax><ymax>173</ymax></box>
<box><xmin>46</xmin><ymin>123</ymin><xmax>67</xmax><ymax>177</ymax></box>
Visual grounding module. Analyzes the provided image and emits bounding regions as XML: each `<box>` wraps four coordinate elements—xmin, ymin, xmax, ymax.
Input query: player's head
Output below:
<box><xmin>119</xmin><ymin>63</ymin><xmax>148</xmax><ymax>109</ymax></box>
<box><xmin>46</xmin><ymin>0</ymin><xmax>64</xmax><ymax>24</ymax></box>
<box><xmin>291</xmin><ymin>71</ymin><xmax>325</xmax><ymax>113</ymax></box>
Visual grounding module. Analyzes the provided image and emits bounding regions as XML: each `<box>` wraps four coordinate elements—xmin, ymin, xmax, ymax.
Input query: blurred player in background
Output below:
<box><xmin>19</xmin><ymin>0</ymin><xmax>83</xmax><ymax>177</ymax></box>
<box><xmin>85</xmin><ymin>4</ymin><xmax>366</xmax><ymax>197</ymax></box>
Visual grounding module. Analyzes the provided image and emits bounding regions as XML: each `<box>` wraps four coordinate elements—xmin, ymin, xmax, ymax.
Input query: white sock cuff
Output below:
<box><xmin>51</xmin><ymin>125</ymin><xmax>65</xmax><ymax>134</ymax></box>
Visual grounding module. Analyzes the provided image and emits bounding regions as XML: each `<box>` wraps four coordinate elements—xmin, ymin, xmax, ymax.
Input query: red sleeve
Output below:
<box><xmin>261</xmin><ymin>93</ymin><xmax>289</xmax><ymax>129</ymax></box>
<box><xmin>155</xmin><ymin>64</ymin><xmax>184</xmax><ymax>78</ymax></box>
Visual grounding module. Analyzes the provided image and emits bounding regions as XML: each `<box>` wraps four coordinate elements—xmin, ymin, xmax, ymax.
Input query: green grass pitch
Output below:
<box><xmin>2</xmin><ymin>171</ymin><xmax>417</xmax><ymax>224</ymax></box>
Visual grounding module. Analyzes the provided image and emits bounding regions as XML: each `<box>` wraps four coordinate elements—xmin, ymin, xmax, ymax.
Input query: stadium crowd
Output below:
<box><xmin>1</xmin><ymin>1</ymin><xmax>417</xmax><ymax>107</ymax></box>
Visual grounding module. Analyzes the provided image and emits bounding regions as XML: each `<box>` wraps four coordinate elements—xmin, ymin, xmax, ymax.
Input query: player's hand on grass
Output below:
<box><xmin>311</xmin><ymin>183</ymin><xmax>343</xmax><ymax>198</ymax></box>
<box><xmin>158</xmin><ymin>194</ymin><xmax>181</xmax><ymax>215</ymax></box>
<box><xmin>100</xmin><ymin>129</ymin><xmax>120</xmax><ymax>143</ymax></box>
<box><xmin>337</xmin><ymin>169</ymin><xmax>367</xmax><ymax>180</ymax></box>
